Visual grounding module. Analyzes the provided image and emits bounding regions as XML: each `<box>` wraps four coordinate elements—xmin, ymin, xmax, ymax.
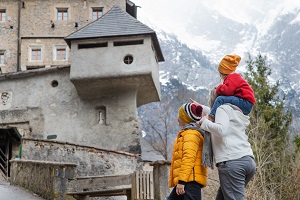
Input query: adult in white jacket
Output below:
<box><xmin>197</xmin><ymin>88</ymin><xmax>256</xmax><ymax>200</ymax></box>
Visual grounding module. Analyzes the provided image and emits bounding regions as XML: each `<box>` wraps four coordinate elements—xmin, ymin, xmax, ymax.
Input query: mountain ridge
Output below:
<box><xmin>137</xmin><ymin>2</ymin><xmax>300</xmax><ymax>119</ymax></box>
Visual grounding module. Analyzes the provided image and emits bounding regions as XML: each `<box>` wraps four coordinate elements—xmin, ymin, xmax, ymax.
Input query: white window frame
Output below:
<box><xmin>92</xmin><ymin>7</ymin><xmax>103</xmax><ymax>20</ymax></box>
<box><xmin>53</xmin><ymin>45</ymin><xmax>68</xmax><ymax>61</ymax></box>
<box><xmin>0</xmin><ymin>9</ymin><xmax>6</xmax><ymax>22</ymax></box>
<box><xmin>29</xmin><ymin>46</ymin><xmax>43</xmax><ymax>62</ymax></box>
<box><xmin>56</xmin><ymin>7</ymin><xmax>69</xmax><ymax>20</ymax></box>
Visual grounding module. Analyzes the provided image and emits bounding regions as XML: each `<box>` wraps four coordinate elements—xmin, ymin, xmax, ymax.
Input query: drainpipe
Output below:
<box><xmin>17</xmin><ymin>0</ymin><xmax>21</xmax><ymax>71</ymax></box>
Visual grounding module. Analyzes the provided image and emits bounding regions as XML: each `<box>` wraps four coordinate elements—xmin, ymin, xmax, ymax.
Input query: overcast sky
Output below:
<box><xmin>131</xmin><ymin>0</ymin><xmax>300</xmax><ymax>33</ymax></box>
<box><xmin>131</xmin><ymin>0</ymin><xmax>300</xmax><ymax>62</ymax></box>
<box><xmin>131</xmin><ymin>0</ymin><xmax>268</xmax><ymax>26</ymax></box>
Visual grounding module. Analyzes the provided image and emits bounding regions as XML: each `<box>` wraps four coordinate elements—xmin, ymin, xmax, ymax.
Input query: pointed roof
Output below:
<box><xmin>65</xmin><ymin>5</ymin><xmax>164</xmax><ymax>61</ymax></box>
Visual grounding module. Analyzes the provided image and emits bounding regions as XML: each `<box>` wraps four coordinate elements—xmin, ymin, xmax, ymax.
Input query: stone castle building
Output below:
<box><xmin>0</xmin><ymin>0</ymin><xmax>164</xmax><ymax>193</ymax></box>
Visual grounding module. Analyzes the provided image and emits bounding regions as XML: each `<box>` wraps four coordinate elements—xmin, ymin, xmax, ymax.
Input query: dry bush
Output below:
<box><xmin>203</xmin><ymin>121</ymin><xmax>300</xmax><ymax>200</ymax></box>
<box><xmin>245</xmin><ymin>122</ymin><xmax>300</xmax><ymax>200</ymax></box>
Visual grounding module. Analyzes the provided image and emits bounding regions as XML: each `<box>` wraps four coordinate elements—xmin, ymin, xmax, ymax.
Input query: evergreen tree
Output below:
<box><xmin>244</xmin><ymin>53</ymin><xmax>300</xmax><ymax>199</ymax></box>
<box><xmin>244</xmin><ymin>53</ymin><xmax>292</xmax><ymax>143</ymax></box>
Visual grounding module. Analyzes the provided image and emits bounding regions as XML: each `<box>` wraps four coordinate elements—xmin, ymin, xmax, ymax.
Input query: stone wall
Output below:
<box><xmin>0</xmin><ymin>67</ymin><xmax>141</xmax><ymax>154</ymax></box>
<box><xmin>10</xmin><ymin>151</ymin><xmax>172</xmax><ymax>200</ymax></box>
<box><xmin>10</xmin><ymin>138</ymin><xmax>140</xmax><ymax>200</ymax></box>
<box><xmin>20</xmin><ymin>0</ymin><xmax>125</xmax><ymax>37</ymax></box>
<box><xmin>10</xmin><ymin>159</ymin><xmax>77</xmax><ymax>200</ymax></box>
<box><xmin>21</xmin><ymin>138</ymin><xmax>139</xmax><ymax>176</ymax></box>
<box><xmin>20</xmin><ymin>38</ymin><xmax>71</xmax><ymax>70</ymax></box>
<box><xmin>0</xmin><ymin>0</ymin><xmax>125</xmax><ymax>73</ymax></box>
<box><xmin>0</xmin><ymin>0</ymin><xmax>19</xmax><ymax>73</ymax></box>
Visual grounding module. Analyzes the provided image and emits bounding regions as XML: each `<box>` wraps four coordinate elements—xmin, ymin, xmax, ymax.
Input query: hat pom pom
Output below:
<box><xmin>195</xmin><ymin>105</ymin><xmax>203</xmax><ymax>117</ymax></box>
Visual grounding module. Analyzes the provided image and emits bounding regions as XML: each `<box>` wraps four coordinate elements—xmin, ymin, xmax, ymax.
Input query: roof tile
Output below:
<box><xmin>64</xmin><ymin>5</ymin><xmax>164</xmax><ymax>61</ymax></box>
<box><xmin>65</xmin><ymin>5</ymin><xmax>154</xmax><ymax>40</ymax></box>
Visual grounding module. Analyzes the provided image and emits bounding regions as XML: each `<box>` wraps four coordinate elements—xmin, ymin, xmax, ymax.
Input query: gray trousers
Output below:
<box><xmin>215</xmin><ymin>156</ymin><xmax>256</xmax><ymax>200</ymax></box>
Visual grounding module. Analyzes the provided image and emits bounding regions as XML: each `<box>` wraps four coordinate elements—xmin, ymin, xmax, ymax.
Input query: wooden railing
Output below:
<box><xmin>133</xmin><ymin>171</ymin><xmax>154</xmax><ymax>200</ymax></box>
<box><xmin>67</xmin><ymin>171</ymin><xmax>154</xmax><ymax>200</ymax></box>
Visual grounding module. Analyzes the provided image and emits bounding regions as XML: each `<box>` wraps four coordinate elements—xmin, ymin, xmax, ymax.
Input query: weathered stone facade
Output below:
<box><xmin>0</xmin><ymin>0</ymin><xmax>19</xmax><ymax>72</ymax></box>
<box><xmin>0</xmin><ymin>0</ymin><xmax>125</xmax><ymax>73</ymax></box>
<box><xmin>10</xmin><ymin>159</ymin><xmax>77</xmax><ymax>200</ymax></box>
<box><xmin>0</xmin><ymin>66</ymin><xmax>141</xmax><ymax>153</ymax></box>
<box><xmin>21</xmin><ymin>138</ymin><xmax>138</xmax><ymax>176</ymax></box>
<box><xmin>20</xmin><ymin>38</ymin><xmax>70</xmax><ymax>70</ymax></box>
<box><xmin>1</xmin><ymin>1</ymin><xmax>164</xmax><ymax>198</ymax></box>
<box><xmin>69</xmin><ymin>35</ymin><xmax>161</xmax><ymax>107</ymax></box>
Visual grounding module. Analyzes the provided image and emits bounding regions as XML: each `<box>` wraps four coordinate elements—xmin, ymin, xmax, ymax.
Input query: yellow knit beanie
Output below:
<box><xmin>178</xmin><ymin>103</ymin><xmax>203</xmax><ymax>124</ymax></box>
<box><xmin>218</xmin><ymin>54</ymin><xmax>241</xmax><ymax>75</ymax></box>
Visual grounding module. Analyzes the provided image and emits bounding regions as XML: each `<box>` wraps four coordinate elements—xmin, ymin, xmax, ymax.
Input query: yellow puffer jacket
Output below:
<box><xmin>169</xmin><ymin>128</ymin><xmax>208</xmax><ymax>188</ymax></box>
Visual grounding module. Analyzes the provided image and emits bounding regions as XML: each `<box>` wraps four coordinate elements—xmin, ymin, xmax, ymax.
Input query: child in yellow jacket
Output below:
<box><xmin>167</xmin><ymin>103</ymin><xmax>208</xmax><ymax>200</ymax></box>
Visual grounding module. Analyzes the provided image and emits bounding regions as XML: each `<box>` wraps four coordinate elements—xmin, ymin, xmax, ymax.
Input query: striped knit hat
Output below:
<box><xmin>178</xmin><ymin>103</ymin><xmax>203</xmax><ymax>123</ymax></box>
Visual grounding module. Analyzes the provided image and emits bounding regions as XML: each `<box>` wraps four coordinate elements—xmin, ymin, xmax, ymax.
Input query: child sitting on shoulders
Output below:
<box><xmin>209</xmin><ymin>54</ymin><xmax>256</xmax><ymax>120</ymax></box>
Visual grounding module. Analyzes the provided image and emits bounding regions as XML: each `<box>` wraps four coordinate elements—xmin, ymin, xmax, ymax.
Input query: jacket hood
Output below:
<box><xmin>237</xmin><ymin>110</ymin><xmax>250</xmax><ymax>127</ymax></box>
<box><xmin>224</xmin><ymin>104</ymin><xmax>250</xmax><ymax>127</ymax></box>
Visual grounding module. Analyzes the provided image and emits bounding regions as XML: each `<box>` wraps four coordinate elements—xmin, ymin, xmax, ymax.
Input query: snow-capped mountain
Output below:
<box><xmin>134</xmin><ymin>1</ymin><xmax>300</xmax><ymax>118</ymax></box>
<box><xmin>255</xmin><ymin>7</ymin><xmax>300</xmax><ymax>116</ymax></box>
<box><xmin>157</xmin><ymin>31</ymin><xmax>219</xmax><ymax>91</ymax></box>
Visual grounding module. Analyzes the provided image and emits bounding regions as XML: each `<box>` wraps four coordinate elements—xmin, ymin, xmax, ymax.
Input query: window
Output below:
<box><xmin>92</xmin><ymin>7</ymin><xmax>103</xmax><ymax>20</ymax></box>
<box><xmin>124</xmin><ymin>55</ymin><xmax>133</xmax><ymax>65</ymax></box>
<box><xmin>56</xmin><ymin>48</ymin><xmax>66</xmax><ymax>60</ymax></box>
<box><xmin>0</xmin><ymin>10</ymin><xmax>5</xmax><ymax>22</ymax></box>
<box><xmin>96</xmin><ymin>106</ymin><xmax>106</xmax><ymax>125</ymax></box>
<box><xmin>114</xmin><ymin>40</ymin><xmax>144</xmax><ymax>46</ymax></box>
<box><xmin>78</xmin><ymin>42</ymin><xmax>107</xmax><ymax>49</ymax></box>
<box><xmin>54</xmin><ymin>45</ymin><xmax>68</xmax><ymax>61</ymax></box>
<box><xmin>0</xmin><ymin>52</ymin><xmax>4</xmax><ymax>64</ymax></box>
<box><xmin>26</xmin><ymin>65</ymin><xmax>45</xmax><ymax>70</ymax></box>
<box><xmin>29</xmin><ymin>46</ymin><xmax>43</xmax><ymax>62</ymax></box>
<box><xmin>31</xmin><ymin>48</ymin><xmax>41</xmax><ymax>61</ymax></box>
<box><xmin>57</xmin><ymin>8</ymin><xmax>68</xmax><ymax>20</ymax></box>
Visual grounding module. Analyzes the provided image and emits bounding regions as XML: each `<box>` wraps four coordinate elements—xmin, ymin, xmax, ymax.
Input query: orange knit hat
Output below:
<box><xmin>218</xmin><ymin>54</ymin><xmax>241</xmax><ymax>75</ymax></box>
<box><xmin>178</xmin><ymin>103</ymin><xmax>203</xmax><ymax>124</ymax></box>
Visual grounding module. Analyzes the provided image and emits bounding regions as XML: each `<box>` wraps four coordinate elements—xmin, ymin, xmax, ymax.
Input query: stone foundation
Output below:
<box><xmin>10</xmin><ymin>159</ymin><xmax>77</xmax><ymax>200</ymax></box>
<box><xmin>21</xmin><ymin>138</ymin><xmax>139</xmax><ymax>176</ymax></box>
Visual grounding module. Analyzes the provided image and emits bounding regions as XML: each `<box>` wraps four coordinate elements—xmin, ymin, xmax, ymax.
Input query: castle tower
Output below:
<box><xmin>65</xmin><ymin>5</ymin><xmax>164</xmax><ymax>106</ymax></box>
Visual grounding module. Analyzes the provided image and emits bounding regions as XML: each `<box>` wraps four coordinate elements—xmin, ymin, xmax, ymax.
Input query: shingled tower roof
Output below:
<box><xmin>65</xmin><ymin>5</ymin><xmax>164</xmax><ymax>62</ymax></box>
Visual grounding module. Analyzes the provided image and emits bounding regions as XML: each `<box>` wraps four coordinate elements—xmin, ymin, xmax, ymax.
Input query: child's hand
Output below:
<box><xmin>190</xmin><ymin>98</ymin><xmax>200</xmax><ymax>105</ymax></box>
<box><xmin>176</xmin><ymin>184</ymin><xmax>185</xmax><ymax>195</ymax></box>
<box><xmin>208</xmin><ymin>115</ymin><xmax>215</xmax><ymax>122</ymax></box>
<box><xmin>196</xmin><ymin>114</ymin><xmax>208</xmax><ymax>127</ymax></box>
